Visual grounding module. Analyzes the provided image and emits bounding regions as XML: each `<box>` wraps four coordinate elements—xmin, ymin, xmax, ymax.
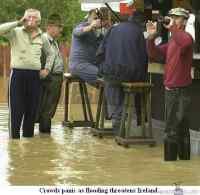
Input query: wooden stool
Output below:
<box><xmin>62</xmin><ymin>73</ymin><xmax>94</xmax><ymax>128</ymax></box>
<box><xmin>91</xmin><ymin>78</ymin><xmax>113</xmax><ymax>138</ymax></box>
<box><xmin>115</xmin><ymin>82</ymin><xmax>156</xmax><ymax>147</ymax></box>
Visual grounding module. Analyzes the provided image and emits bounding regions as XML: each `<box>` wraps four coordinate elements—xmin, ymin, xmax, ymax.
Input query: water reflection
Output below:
<box><xmin>7</xmin><ymin>136</ymin><xmax>60</xmax><ymax>185</ymax></box>
<box><xmin>4</xmin><ymin>123</ymin><xmax>200</xmax><ymax>185</ymax></box>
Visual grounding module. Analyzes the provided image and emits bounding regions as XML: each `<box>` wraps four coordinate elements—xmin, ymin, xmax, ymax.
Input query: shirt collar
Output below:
<box><xmin>46</xmin><ymin>33</ymin><xmax>54</xmax><ymax>42</ymax></box>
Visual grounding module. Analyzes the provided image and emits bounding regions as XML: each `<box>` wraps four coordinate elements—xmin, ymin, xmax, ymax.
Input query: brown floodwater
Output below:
<box><xmin>0</xmin><ymin>76</ymin><xmax>200</xmax><ymax>186</ymax></box>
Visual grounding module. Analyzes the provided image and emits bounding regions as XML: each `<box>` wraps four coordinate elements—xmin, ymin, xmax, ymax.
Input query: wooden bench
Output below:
<box><xmin>62</xmin><ymin>73</ymin><xmax>94</xmax><ymax>128</ymax></box>
<box><xmin>115</xmin><ymin>82</ymin><xmax>156</xmax><ymax>147</ymax></box>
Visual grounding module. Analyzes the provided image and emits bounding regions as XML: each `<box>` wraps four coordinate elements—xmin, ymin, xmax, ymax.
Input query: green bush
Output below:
<box><xmin>0</xmin><ymin>0</ymin><xmax>85</xmax><ymax>43</ymax></box>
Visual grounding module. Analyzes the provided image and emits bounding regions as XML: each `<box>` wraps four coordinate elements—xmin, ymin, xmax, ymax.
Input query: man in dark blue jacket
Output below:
<box><xmin>97</xmin><ymin>11</ymin><xmax>148</xmax><ymax>133</ymax></box>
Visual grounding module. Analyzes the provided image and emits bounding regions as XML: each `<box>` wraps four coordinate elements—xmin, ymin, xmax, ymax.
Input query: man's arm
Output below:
<box><xmin>170</xmin><ymin>27</ymin><xmax>193</xmax><ymax>53</ymax></box>
<box><xmin>73</xmin><ymin>20</ymin><xmax>101</xmax><ymax>37</ymax></box>
<box><xmin>0</xmin><ymin>21</ymin><xmax>19</xmax><ymax>40</ymax></box>
<box><xmin>0</xmin><ymin>16</ymin><xmax>25</xmax><ymax>39</ymax></box>
<box><xmin>146</xmin><ymin>21</ymin><xmax>168</xmax><ymax>62</ymax></box>
<box><xmin>147</xmin><ymin>38</ymin><xmax>168</xmax><ymax>62</ymax></box>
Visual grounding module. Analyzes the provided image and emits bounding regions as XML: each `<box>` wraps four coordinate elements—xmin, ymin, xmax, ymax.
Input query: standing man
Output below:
<box><xmin>68</xmin><ymin>8</ymin><xmax>110</xmax><ymax>85</ymax></box>
<box><xmin>0</xmin><ymin>9</ymin><xmax>54</xmax><ymax>139</ymax></box>
<box><xmin>97</xmin><ymin>11</ymin><xmax>148</xmax><ymax>134</ymax></box>
<box><xmin>37</xmin><ymin>14</ymin><xmax>64</xmax><ymax>134</ymax></box>
<box><xmin>146</xmin><ymin>8</ymin><xmax>193</xmax><ymax>161</ymax></box>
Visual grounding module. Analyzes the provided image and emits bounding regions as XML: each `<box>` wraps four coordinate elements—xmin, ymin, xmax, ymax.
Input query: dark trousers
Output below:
<box><xmin>104</xmin><ymin>81</ymin><xmax>142</xmax><ymax>131</ymax></box>
<box><xmin>70</xmin><ymin>63</ymin><xmax>99</xmax><ymax>85</ymax></box>
<box><xmin>164</xmin><ymin>87</ymin><xmax>191</xmax><ymax>160</ymax></box>
<box><xmin>37</xmin><ymin>74</ymin><xmax>63</xmax><ymax>133</ymax></box>
<box><xmin>165</xmin><ymin>87</ymin><xmax>190</xmax><ymax>140</ymax></box>
<box><xmin>8</xmin><ymin>69</ymin><xmax>40</xmax><ymax>139</ymax></box>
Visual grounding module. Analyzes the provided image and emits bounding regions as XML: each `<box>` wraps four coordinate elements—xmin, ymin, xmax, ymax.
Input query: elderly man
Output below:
<box><xmin>0</xmin><ymin>9</ymin><xmax>54</xmax><ymax>139</ymax></box>
<box><xmin>146</xmin><ymin>8</ymin><xmax>193</xmax><ymax>161</ymax></box>
<box><xmin>37</xmin><ymin>14</ymin><xmax>64</xmax><ymax>134</ymax></box>
<box><xmin>68</xmin><ymin>8</ymin><xmax>110</xmax><ymax>85</ymax></box>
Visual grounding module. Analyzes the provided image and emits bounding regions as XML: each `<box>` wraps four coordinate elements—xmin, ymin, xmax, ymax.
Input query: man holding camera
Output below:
<box><xmin>146</xmin><ymin>8</ymin><xmax>193</xmax><ymax>161</ymax></box>
<box><xmin>68</xmin><ymin>8</ymin><xmax>110</xmax><ymax>85</ymax></box>
<box><xmin>0</xmin><ymin>9</ymin><xmax>54</xmax><ymax>139</ymax></box>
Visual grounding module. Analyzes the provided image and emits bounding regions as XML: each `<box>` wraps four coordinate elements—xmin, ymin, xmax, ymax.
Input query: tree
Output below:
<box><xmin>0</xmin><ymin>0</ymin><xmax>85</xmax><ymax>43</ymax></box>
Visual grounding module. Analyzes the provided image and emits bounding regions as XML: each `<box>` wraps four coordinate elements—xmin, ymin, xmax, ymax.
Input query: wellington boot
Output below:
<box><xmin>178</xmin><ymin>136</ymin><xmax>190</xmax><ymax>160</ymax></box>
<box><xmin>164</xmin><ymin>138</ymin><xmax>178</xmax><ymax>161</ymax></box>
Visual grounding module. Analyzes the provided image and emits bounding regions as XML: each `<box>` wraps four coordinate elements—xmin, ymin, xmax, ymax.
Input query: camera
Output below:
<box><xmin>152</xmin><ymin>11</ymin><xmax>171</xmax><ymax>25</ymax></box>
<box><xmin>157</xmin><ymin>16</ymin><xmax>171</xmax><ymax>25</ymax></box>
<box><xmin>95</xmin><ymin>9</ymin><xmax>103</xmax><ymax>20</ymax></box>
<box><xmin>95</xmin><ymin>7</ymin><xmax>110</xmax><ymax>21</ymax></box>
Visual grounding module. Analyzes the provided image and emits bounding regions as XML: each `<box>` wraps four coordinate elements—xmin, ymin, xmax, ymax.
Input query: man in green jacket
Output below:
<box><xmin>37</xmin><ymin>14</ymin><xmax>64</xmax><ymax>134</ymax></box>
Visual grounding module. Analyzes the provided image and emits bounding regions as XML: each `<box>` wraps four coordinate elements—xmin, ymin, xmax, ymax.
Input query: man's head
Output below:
<box><xmin>98</xmin><ymin>7</ymin><xmax>111</xmax><ymax>28</ymax></box>
<box><xmin>168</xmin><ymin>8</ymin><xmax>189</xmax><ymax>29</ymax></box>
<box><xmin>87</xmin><ymin>9</ymin><xmax>98</xmax><ymax>24</ymax></box>
<box><xmin>46</xmin><ymin>14</ymin><xmax>63</xmax><ymax>39</ymax></box>
<box><xmin>23</xmin><ymin>9</ymin><xmax>41</xmax><ymax>30</ymax></box>
<box><xmin>87</xmin><ymin>7</ymin><xmax>110</xmax><ymax>28</ymax></box>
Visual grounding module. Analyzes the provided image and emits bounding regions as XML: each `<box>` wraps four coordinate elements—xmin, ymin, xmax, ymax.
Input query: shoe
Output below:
<box><xmin>164</xmin><ymin>138</ymin><xmax>178</xmax><ymax>161</ymax></box>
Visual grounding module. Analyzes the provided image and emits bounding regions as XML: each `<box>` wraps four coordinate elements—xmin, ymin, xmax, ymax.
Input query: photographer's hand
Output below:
<box><xmin>83</xmin><ymin>19</ymin><xmax>101</xmax><ymax>32</ymax></box>
<box><xmin>90</xmin><ymin>19</ymin><xmax>101</xmax><ymax>29</ymax></box>
<box><xmin>146</xmin><ymin>21</ymin><xmax>157</xmax><ymax>39</ymax></box>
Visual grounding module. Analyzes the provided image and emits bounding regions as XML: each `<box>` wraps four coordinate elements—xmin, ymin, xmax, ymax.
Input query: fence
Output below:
<box><xmin>0</xmin><ymin>44</ymin><xmax>10</xmax><ymax>78</ymax></box>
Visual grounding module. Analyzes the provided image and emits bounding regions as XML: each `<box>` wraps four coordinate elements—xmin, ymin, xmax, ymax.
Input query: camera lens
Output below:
<box><xmin>162</xmin><ymin>18</ymin><xmax>170</xmax><ymax>25</ymax></box>
<box><xmin>157</xmin><ymin>16</ymin><xmax>170</xmax><ymax>25</ymax></box>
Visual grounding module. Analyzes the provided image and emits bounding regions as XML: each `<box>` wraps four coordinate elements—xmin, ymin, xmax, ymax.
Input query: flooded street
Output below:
<box><xmin>0</xmin><ymin>77</ymin><xmax>200</xmax><ymax>186</ymax></box>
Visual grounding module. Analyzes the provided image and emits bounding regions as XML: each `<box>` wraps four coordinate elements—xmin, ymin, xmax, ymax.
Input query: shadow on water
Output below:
<box><xmin>0</xmin><ymin>76</ymin><xmax>200</xmax><ymax>185</ymax></box>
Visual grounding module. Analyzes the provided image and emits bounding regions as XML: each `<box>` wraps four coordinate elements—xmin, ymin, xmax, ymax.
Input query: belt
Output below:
<box><xmin>51</xmin><ymin>72</ymin><xmax>63</xmax><ymax>76</ymax></box>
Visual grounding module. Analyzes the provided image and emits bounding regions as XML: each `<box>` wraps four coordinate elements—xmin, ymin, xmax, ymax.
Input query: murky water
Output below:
<box><xmin>0</xmin><ymin>76</ymin><xmax>200</xmax><ymax>186</ymax></box>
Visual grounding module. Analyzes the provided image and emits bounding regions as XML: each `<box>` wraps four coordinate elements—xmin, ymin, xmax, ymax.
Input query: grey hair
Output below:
<box><xmin>24</xmin><ymin>9</ymin><xmax>41</xmax><ymax>24</ymax></box>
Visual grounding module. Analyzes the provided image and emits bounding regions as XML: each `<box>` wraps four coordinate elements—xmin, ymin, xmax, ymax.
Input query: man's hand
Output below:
<box><xmin>90</xmin><ymin>19</ymin><xmax>102</xmax><ymax>30</ymax></box>
<box><xmin>18</xmin><ymin>15</ymin><xmax>26</xmax><ymax>25</ymax></box>
<box><xmin>83</xmin><ymin>19</ymin><xmax>102</xmax><ymax>32</ymax></box>
<box><xmin>146</xmin><ymin>21</ymin><xmax>157</xmax><ymax>39</ymax></box>
<box><xmin>40</xmin><ymin>69</ymin><xmax>50</xmax><ymax>79</ymax></box>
